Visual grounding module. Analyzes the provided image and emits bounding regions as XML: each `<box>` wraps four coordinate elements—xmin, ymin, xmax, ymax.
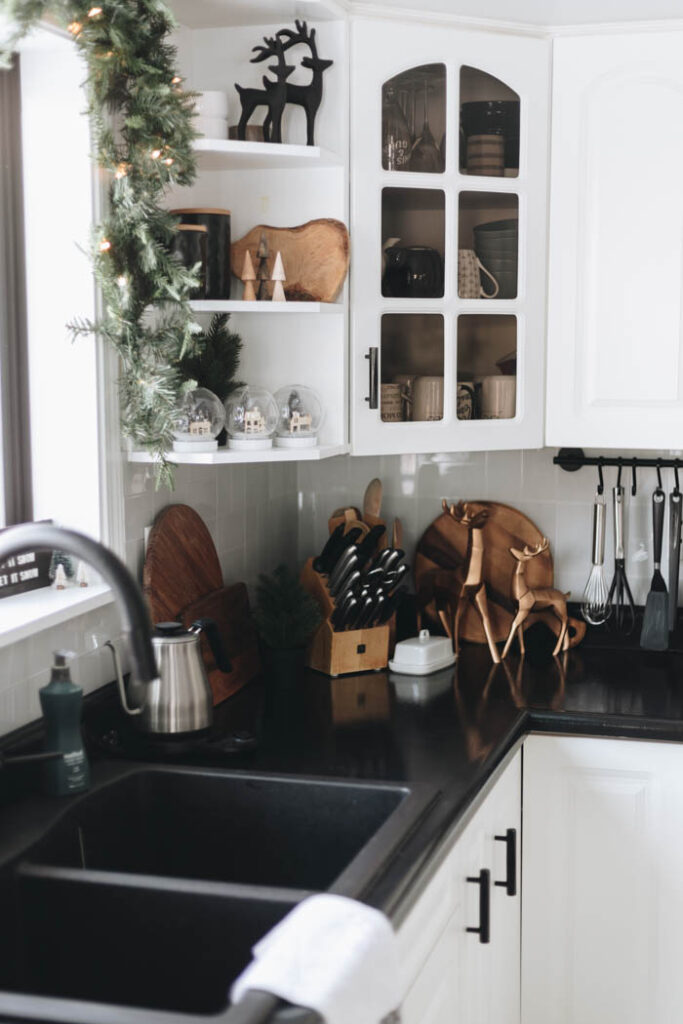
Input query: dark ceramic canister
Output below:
<box><xmin>171</xmin><ymin>225</ymin><xmax>208</xmax><ymax>298</ymax></box>
<box><xmin>171</xmin><ymin>208</ymin><xmax>231</xmax><ymax>299</ymax></box>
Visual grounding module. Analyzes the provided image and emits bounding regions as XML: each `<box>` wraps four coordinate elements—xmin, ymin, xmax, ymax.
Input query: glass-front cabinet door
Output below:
<box><xmin>350</xmin><ymin>18</ymin><xmax>551</xmax><ymax>455</ymax></box>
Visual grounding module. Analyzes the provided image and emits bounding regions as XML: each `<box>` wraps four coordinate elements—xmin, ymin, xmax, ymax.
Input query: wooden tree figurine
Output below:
<box><xmin>443</xmin><ymin>500</ymin><xmax>500</xmax><ymax>664</ymax></box>
<box><xmin>501</xmin><ymin>539</ymin><xmax>570</xmax><ymax>659</ymax></box>
<box><xmin>271</xmin><ymin>251</ymin><xmax>286</xmax><ymax>301</ymax></box>
<box><xmin>255</xmin><ymin>231</ymin><xmax>271</xmax><ymax>300</ymax></box>
<box><xmin>240</xmin><ymin>250</ymin><xmax>256</xmax><ymax>301</ymax></box>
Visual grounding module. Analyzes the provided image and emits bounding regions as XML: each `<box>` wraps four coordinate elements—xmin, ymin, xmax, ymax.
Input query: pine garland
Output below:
<box><xmin>1</xmin><ymin>0</ymin><xmax>201</xmax><ymax>486</ymax></box>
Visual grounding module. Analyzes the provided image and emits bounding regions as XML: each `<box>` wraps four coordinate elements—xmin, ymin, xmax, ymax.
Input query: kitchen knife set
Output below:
<box><xmin>313</xmin><ymin>522</ymin><xmax>408</xmax><ymax>632</ymax></box>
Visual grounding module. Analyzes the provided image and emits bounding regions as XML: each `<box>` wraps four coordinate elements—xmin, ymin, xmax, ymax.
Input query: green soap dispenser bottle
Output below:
<box><xmin>39</xmin><ymin>650</ymin><xmax>90</xmax><ymax>796</ymax></box>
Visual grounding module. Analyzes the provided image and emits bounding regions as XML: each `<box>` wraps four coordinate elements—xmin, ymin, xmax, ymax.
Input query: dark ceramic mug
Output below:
<box><xmin>382</xmin><ymin>245</ymin><xmax>444</xmax><ymax>299</ymax></box>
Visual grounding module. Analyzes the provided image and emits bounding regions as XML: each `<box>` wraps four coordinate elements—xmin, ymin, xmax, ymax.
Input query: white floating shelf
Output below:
<box><xmin>128</xmin><ymin>443</ymin><xmax>349</xmax><ymax>466</ymax></box>
<box><xmin>193</xmin><ymin>138</ymin><xmax>343</xmax><ymax>171</ymax></box>
<box><xmin>190</xmin><ymin>300</ymin><xmax>343</xmax><ymax>314</ymax></box>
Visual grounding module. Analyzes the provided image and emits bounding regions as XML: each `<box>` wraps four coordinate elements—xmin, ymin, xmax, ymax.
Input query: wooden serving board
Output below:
<box><xmin>143</xmin><ymin>504</ymin><xmax>260</xmax><ymax>703</ymax></box>
<box><xmin>415</xmin><ymin>501</ymin><xmax>584</xmax><ymax>648</ymax></box>
<box><xmin>181</xmin><ymin>585</ymin><xmax>261</xmax><ymax>704</ymax></box>
<box><xmin>143</xmin><ymin>504</ymin><xmax>222</xmax><ymax>618</ymax></box>
<box><xmin>231</xmin><ymin>219</ymin><xmax>350</xmax><ymax>303</ymax></box>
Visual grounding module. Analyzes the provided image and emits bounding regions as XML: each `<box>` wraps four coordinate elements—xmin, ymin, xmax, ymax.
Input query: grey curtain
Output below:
<box><xmin>0</xmin><ymin>58</ymin><xmax>33</xmax><ymax>526</ymax></box>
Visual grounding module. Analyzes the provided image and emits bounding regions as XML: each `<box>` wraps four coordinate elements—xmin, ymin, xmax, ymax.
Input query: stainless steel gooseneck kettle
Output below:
<box><xmin>107</xmin><ymin>619</ymin><xmax>231</xmax><ymax>735</ymax></box>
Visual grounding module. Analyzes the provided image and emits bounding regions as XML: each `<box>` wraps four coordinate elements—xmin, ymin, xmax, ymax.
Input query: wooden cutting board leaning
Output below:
<box><xmin>231</xmin><ymin>219</ymin><xmax>350</xmax><ymax>302</ymax></box>
<box><xmin>143</xmin><ymin>504</ymin><xmax>260</xmax><ymax>702</ymax></box>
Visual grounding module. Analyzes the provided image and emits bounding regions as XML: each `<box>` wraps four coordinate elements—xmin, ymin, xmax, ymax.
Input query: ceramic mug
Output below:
<box><xmin>466</xmin><ymin>133</ymin><xmax>505</xmax><ymax>176</ymax></box>
<box><xmin>457</xmin><ymin>381</ymin><xmax>476</xmax><ymax>420</ymax></box>
<box><xmin>381</xmin><ymin>383</ymin><xmax>405</xmax><ymax>422</ymax></box>
<box><xmin>481</xmin><ymin>375</ymin><xmax>516</xmax><ymax>419</ymax></box>
<box><xmin>412</xmin><ymin>376</ymin><xmax>444</xmax><ymax>422</ymax></box>
<box><xmin>458</xmin><ymin>250</ymin><xmax>499</xmax><ymax>299</ymax></box>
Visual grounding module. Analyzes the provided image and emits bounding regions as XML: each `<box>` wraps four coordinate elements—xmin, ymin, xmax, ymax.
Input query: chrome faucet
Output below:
<box><xmin>0</xmin><ymin>522</ymin><xmax>160</xmax><ymax>726</ymax></box>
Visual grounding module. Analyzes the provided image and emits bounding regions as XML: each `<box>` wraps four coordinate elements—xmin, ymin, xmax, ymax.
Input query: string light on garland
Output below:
<box><xmin>1</xmin><ymin>0</ymin><xmax>201</xmax><ymax>486</ymax></box>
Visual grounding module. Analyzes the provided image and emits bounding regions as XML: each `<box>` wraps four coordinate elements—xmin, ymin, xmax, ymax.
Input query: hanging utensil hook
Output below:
<box><xmin>656</xmin><ymin>460</ymin><xmax>663</xmax><ymax>491</ymax></box>
<box><xmin>616</xmin><ymin>461</ymin><xmax>623</xmax><ymax>488</ymax></box>
<box><xmin>631</xmin><ymin>460</ymin><xmax>637</xmax><ymax>497</ymax></box>
<box><xmin>675</xmin><ymin>463</ymin><xmax>680</xmax><ymax>496</ymax></box>
<box><xmin>597</xmin><ymin>459</ymin><xmax>604</xmax><ymax>496</ymax></box>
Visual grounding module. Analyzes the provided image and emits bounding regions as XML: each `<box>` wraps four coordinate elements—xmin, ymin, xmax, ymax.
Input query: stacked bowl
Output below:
<box><xmin>473</xmin><ymin>218</ymin><xmax>518</xmax><ymax>299</ymax></box>
<box><xmin>193</xmin><ymin>91</ymin><xmax>229</xmax><ymax>140</ymax></box>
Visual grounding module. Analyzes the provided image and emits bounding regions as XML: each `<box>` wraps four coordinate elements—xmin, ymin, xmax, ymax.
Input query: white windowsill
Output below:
<box><xmin>0</xmin><ymin>583</ymin><xmax>114</xmax><ymax>649</ymax></box>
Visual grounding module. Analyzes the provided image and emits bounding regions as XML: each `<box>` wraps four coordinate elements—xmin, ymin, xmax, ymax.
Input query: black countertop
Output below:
<box><xmin>5</xmin><ymin>634</ymin><xmax>683</xmax><ymax>917</ymax></box>
<box><xmin>2</xmin><ymin>631</ymin><xmax>683</xmax><ymax>1024</ymax></box>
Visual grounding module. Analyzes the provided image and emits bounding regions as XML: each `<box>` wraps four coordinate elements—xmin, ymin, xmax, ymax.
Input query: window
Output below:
<box><xmin>0</xmin><ymin>58</ymin><xmax>32</xmax><ymax>527</ymax></box>
<box><xmin>0</xmin><ymin>28</ymin><xmax>103</xmax><ymax>541</ymax></box>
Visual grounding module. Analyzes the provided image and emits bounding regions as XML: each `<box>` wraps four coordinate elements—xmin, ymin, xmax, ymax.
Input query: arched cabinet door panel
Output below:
<box><xmin>547</xmin><ymin>32</ymin><xmax>683</xmax><ymax>449</ymax></box>
<box><xmin>351</xmin><ymin>17</ymin><xmax>550</xmax><ymax>455</ymax></box>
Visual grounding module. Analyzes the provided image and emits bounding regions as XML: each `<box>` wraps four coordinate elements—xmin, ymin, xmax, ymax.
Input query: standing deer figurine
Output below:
<box><xmin>444</xmin><ymin>500</ymin><xmax>501</xmax><ymax>664</ymax></box>
<box><xmin>235</xmin><ymin>37</ymin><xmax>295</xmax><ymax>144</ymax></box>
<box><xmin>275</xmin><ymin>20</ymin><xmax>334</xmax><ymax>146</ymax></box>
<box><xmin>502</xmin><ymin>539</ymin><xmax>570</xmax><ymax>659</ymax></box>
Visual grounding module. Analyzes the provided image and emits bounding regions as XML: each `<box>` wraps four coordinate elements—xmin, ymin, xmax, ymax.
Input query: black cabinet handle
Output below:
<box><xmin>365</xmin><ymin>347</ymin><xmax>378</xmax><ymax>409</ymax></box>
<box><xmin>466</xmin><ymin>868</ymin><xmax>490</xmax><ymax>944</ymax></box>
<box><xmin>494</xmin><ymin>827</ymin><xmax>517</xmax><ymax>897</ymax></box>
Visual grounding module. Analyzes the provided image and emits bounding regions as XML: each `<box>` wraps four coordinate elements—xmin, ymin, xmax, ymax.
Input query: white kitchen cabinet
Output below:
<box><xmin>546</xmin><ymin>31</ymin><xmax>683</xmax><ymax>449</ymax></box>
<box><xmin>350</xmin><ymin>17</ymin><xmax>550</xmax><ymax>455</ymax></box>
<box><xmin>398</xmin><ymin>748</ymin><xmax>521</xmax><ymax>1024</ymax></box>
<box><xmin>522</xmin><ymin>733</ymin><xmax>683</xmax><ymax>1024</ymax></box>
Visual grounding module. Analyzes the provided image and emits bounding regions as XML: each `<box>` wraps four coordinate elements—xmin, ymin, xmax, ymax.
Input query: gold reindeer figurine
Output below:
<box><xmin>443</xmin><ymin>500</ymin><xmax>501</xmax><ymax>664</ymax></box>
<box><xmin>502</xmin><ymin>539</ymin><xmax>570</xmax><ymax>659</ymax></box>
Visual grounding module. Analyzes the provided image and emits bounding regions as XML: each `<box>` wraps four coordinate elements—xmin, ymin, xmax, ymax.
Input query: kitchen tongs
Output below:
<box><xmin>607</xmin><ymin>484</ymin><xmax>636</xmax><ymax>634</ymax></box>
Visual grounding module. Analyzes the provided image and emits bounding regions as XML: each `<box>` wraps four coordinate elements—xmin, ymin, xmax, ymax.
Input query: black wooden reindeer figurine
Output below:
<box><xmin>274</xmin><ymin>20</ymin><xmax>334</xmax><ymax>146</ymax></box>
<box><xmin>235</xmin><ymin>37</ymin><xmax>295</xmax><ymax>144</ymax></box>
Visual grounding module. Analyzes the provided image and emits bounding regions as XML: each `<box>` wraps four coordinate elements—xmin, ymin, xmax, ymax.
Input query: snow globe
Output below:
<box><xmin>273</xmin><ymin>384</ymin><xmax>324</xmax><ymax>448</ymax></box>
<box><xmin>225</xmin><ymin>385</ymin><xmax>279</xmax><ymax>450</ymax></box>
<box><xmin>171</xmin><ymin>387</ymin><xmax>225</xmax><ymax>452</ymax></box>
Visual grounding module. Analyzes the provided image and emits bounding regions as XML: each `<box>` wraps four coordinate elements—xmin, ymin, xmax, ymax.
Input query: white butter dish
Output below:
<box><xmin>388</xmin><ymin>629</ymin><xmax>455</xmax><ymax>676</ymax></box>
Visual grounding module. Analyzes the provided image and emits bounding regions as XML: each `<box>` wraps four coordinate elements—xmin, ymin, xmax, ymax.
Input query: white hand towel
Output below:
<box><xmin>230</xmin><ymin>893</ymin><xmax>401</xmax><ymax>1024</ymax></box>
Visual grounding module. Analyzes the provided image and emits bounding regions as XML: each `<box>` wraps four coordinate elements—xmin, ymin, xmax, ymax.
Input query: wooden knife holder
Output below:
<box><xmin>300</xmin><ymin>558</ymin><xmax>390</xmax><ymax>677</ymax></box>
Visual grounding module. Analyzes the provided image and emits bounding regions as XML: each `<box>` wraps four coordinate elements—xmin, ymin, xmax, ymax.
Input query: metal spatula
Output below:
<box><xmin>640</xmin><ymin>488</ymin><xmax>669</xmax><ymax>651</ymax></box>
<box><xmin>668</xmin><ymin>488</ymin><xmax>682</xmax><ymax>632</ymax></box>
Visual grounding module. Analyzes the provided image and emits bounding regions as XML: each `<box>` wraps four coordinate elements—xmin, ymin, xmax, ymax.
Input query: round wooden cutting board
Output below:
<box><xmin>414</xmin><ymin>501</ymin><xmax>554</xmax><ymax>644</ymax></box>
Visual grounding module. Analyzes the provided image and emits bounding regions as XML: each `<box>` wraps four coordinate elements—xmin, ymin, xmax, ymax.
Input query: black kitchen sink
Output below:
<box><xmin>0</xmin><ymin>865</ymin><xmax>301</xmax><ymax>1017</ymax></box>
<box><xmin>22</xmin><ymin>767</ymin><xmax>427</xmax><ymax>893</ymax></box>
<box><xmin>0</xmin><ymin>766</ymin><xmax>437</xmax><ymax>1024</ymax></box>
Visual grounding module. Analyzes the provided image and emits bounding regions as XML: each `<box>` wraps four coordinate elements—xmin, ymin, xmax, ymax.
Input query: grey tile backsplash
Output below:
<box><xmin>1</xmin><ymin>445</ymin><xmax>677</xmax><ymax>736</ymax></box>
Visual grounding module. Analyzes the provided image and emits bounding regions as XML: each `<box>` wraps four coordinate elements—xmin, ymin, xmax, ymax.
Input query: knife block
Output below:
<box><xmin>300</xmin><ymin>558</ymin><xmax>390</xmax><ymax>677</ymax></box>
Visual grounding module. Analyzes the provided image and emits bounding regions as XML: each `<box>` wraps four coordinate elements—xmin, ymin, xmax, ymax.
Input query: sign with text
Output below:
<box><xmin>0</xmin><ymin>522</ymin><xmax>53</xmax><ymax>599</ymax></box>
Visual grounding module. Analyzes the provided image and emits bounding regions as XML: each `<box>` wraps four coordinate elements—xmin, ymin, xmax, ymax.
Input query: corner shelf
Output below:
<box><xmin>189</xmin><ymin>300</ymin><xmax>343</xmax><ymax>314</ymax></box>
<box><xmin>127</xmin><ymin>443</ymin><xmax>349</xmax><ymax>466</ymax></box>
<box><xmin>193</xmin><ymin>138</ymin><xmax>343</xmax><ymax>171</ymax></box>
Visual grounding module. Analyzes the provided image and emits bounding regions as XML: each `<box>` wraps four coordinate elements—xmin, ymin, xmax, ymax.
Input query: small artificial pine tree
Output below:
<box><xmin>177</xmin><ymin>313</ymin><xmax>245</xmax><ymax>404</ymax></box>
<box><xmin>254</xmin><ymin>565</ymin><xmax>323</xmax><ymax>651</ymax></box>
